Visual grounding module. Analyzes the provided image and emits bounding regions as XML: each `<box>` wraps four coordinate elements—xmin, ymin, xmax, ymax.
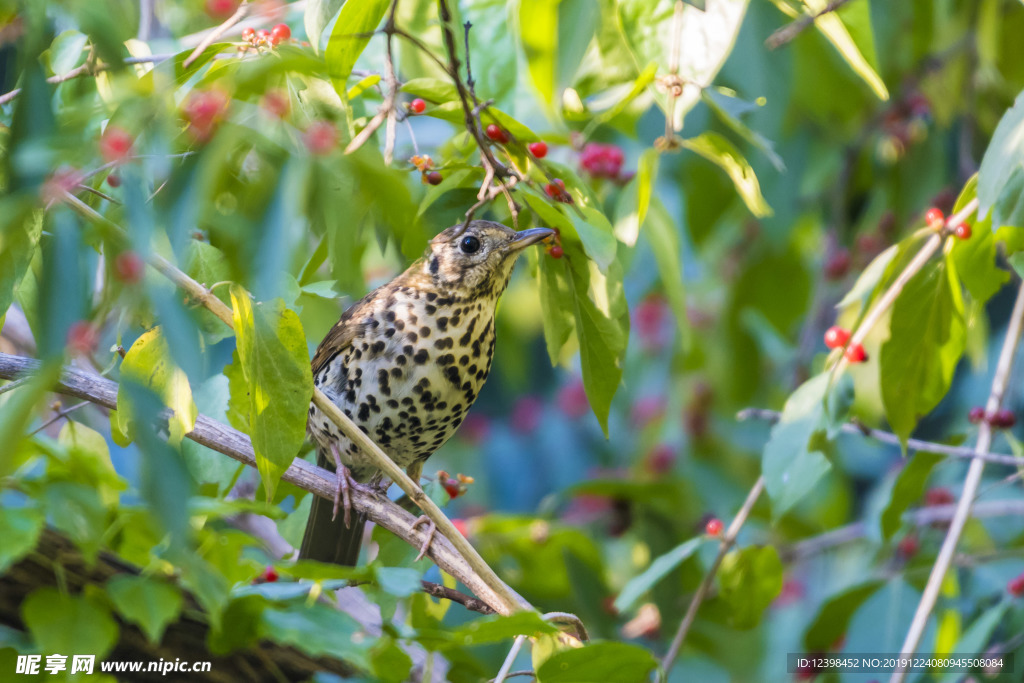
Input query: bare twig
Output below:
<box><xmin>662</xmin><ymin>476</ymin><xmax>765</xmax><ymax>672</ymax></box>
<box><xmin>0</xmin><ymin>377</ymin><xmax>31</xmax><ymax>397</ymax></box>
<box><xmin>765</xmin><ymin>0</ymin><xmax>857</xmax><ymax>50</ymax></box>
<box><xmin>489</xmin><ymin>671</ymin><xmax>533</xmax><ymax>682</ymax></box>
<box><xmin>787</xmin><ymin>499</ymin><xmax>1024</xmax><ymax>560</ymax></box>
<box><xmin>420</xmin><ymin>580</ymin><xmax>495</xmax><ymax>615</ymax></box>
<box><xmin>28</xmin><ymin>400</ymin><xmax>91</xmax><ymax>436</ymax></box>
<box><xmin>662</xmin><ymin>0</ymin><xmax>686</xmax><ymax>143</ymax></box>
<box><xmin>892</xmin><ymin>278</ymin><xmax>1024</xmax><ymax>683</ymax></box>
<box><xmin>183</xmin><ymin>1</ymin><xmax>251</xmax><ymax>69</ymax></box>
<box><xmin>737</xmin><ymin>408</ymin><xmax>1024</xmax><ymax>467</ymax></box>
<box><xmin>0</xmin><ymin>63</ymin><xmax>89</xmax><ymax>107</ymax></box>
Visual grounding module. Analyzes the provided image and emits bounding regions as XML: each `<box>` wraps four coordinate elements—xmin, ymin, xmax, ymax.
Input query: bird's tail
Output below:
<box><xmin>299</xmin><ymin>453</ymin><xmax>366</xmax><ymax>566</ymax></box>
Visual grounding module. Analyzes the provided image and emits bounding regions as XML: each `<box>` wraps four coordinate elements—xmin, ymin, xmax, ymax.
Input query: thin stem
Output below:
<box><xmin>493</xmin><ymin>635</ymin><xmax>526</xmax><ymax>683</ymax></box>
<box><xmin>183</xmin><ymin>1</ymin><xmax>251</xmax><ymax>69</ymax></box>
<box><xmin>28</xmin><ymin>401</ymin><xmax>90</xmax><ymax>437</ymax></box>
<box><xmin>662</xmin><ymin>476</ymin><xmax>765</xmax><ymax>672</ymax></box>
<box><xmin>736</xmin><ymin>408</ymin><xmax>1024</xmax><ymax>467</ymax></box>
<box><xmin>891</xmin><ymin>278</ymin><xmax>1024</xmax><ymax>683</ymax></box>
<box><xmin>0</xmin><ymin>377</ymin><xmax>31</xmax><ymax>397</ymax></box>
<box><xmin>765</xmin><ymin>0</ymin><xmax>857</xmax><ymax>49</ymax></box>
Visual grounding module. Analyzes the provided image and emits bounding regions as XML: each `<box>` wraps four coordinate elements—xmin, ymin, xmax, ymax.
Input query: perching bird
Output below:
<box><xmin>301</xmin><ymin>220</ymin><xmax>554</xmax><ymax>565</ymax></box>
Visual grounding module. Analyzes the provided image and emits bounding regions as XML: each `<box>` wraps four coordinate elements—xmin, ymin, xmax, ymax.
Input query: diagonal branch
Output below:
<box><xmin>765</xmin><ymin>0</ymin><xmax>857</xmax><ymax>50</ymax></box>
<box><xmin>661</xmin><ymin>476</ymin><xmax>765</xmax><ymax>672</ymax></box>
<box><xmin>892</xmin><ymin>278</ymin><xmax>1024</xmax><ymax>683</ymax></box>
<box><xmin>182</xmin><ymin>0</ymin><xmax>251</xmax><ymax>69</ymax></box>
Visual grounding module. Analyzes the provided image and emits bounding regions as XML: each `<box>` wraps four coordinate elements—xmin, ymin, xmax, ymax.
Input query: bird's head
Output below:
<box><xmin>422</xmin><ymin>220</ymin><xmax>554</xmax><ymax>297</ymax></box>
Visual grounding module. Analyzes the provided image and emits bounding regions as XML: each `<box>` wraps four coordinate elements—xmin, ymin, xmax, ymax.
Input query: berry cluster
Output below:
<box><xmin>580</xmin><ymin>143</ymin><xmax>624</xmax><ymax>180</ymax></box>
<box><xmin>410</xmin><ymin>154</ymin><xmax>442</xmax><ymax>185</ymax></box>
<box><xmin>967</xmin><ymin>406</ymin><xmax>1016</xmax><ymax>429</ymax></box>
<box><xmin>823</xmin><ymin>326</ymin><xmax>867</xmax><ymax>363</ymax></box>
<box><xmin>544</xmin><ymin>178</ymin><xmax>571</xmax><ymax>204</ymax></box>
<box><xmin>437</xmin><ymin>471</ymin><xmax>474</xmax><ymax>500</ymax></box>
<box><xmin>241</xmin><ymin>23</ymin><xmax>291</xmax><ymax>47</ymax></box>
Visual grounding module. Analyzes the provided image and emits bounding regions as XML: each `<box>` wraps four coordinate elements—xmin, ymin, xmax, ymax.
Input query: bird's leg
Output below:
<box><xmin>410</xmin><ymin>515</ymin><xmax>437</xmax><ymax>562</ymax></box>
<box><xmin>406</xmin><ymin>460</ymin><xmax>424</xmax><ymax>485</ymax></box>
<box><xmin>329</xmin><ymin>442</ymin><xmax>357</xmax><ymax>527</ymax></box>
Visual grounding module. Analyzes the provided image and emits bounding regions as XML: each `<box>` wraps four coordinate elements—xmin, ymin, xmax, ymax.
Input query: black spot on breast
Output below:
<box><xmin>429</xmin><ymin>256</ymin><xmax>439</xmax><ymax>275</ymax></box>
<box><xmin>386</xmin><ymin>311</ymin><xmax>396</xmax><ymax>322</ymax></box>
<box><xmin>371</xmin><ymin>340</ymin><xmax>386</xmax><ymax>354</ymax></box>
<box><xmin>425</xmin><ymin>305</ymin><xmax>436</xmax><ymax>314</ymax></box>
<box><xmin>439</xmin><ymin>353</ymin><xmax>455</xmax><ymax>366</ymax></box>
<box><xmin>396</xmin><ymin>355</ymin><xmax>407</xmax><ymax>365</ymax></box>
<box><xmin>437</xmin><ymin>317</ymin><xmax>448</xmax><ymax>331</ymax></box>
<box><xmin>358</xmin><ymin>403</ymin><xmax>370</xmax><ymax>421</ymax></box>
<box><xmin>414</xmin><ymin>349</ymin><xmax>429</xmax><ymax>364</ymax></box>
<box><xmin>387</xmin><ymin>399</ymin><xmax>399</xmax><ymax>408</ymax></box>
<box><xmin>385</xmin><ymin>328</ymin><xmax>396</xmax><ymax>338</ymax></box>
<box><xmin>427</xmin><ymin>293</ymin><xmax>437</xmax><ymax>301</ymax></box>
<box><xmin>434</xmin><ymin>337</ymin><xmax>453</xmax><ymax>350</ymax></box>
<box><xmin>419</xmin><ymin>326</ymin><xmax>430</xmax><ymax>337</ymax></box>
<box><xmin>407</xmin><ymin>332</ymin><xmax>418</xmax><ymax>343</ymax></box>
<box><xmin>404</xmin><ymin>345</ymin><xmax>414</xmax><ymax>355</ymax></box>
<box><xmin>459</xmin><ymin>319</ymin><xmax>477</xmax><ymax>346</ymax></box>
<box><xmin>402</xmin><ymin>397</ymin><xmax>414</xmax><ymax>406</ymax></box>
<box><xmin>451</xmin><ymin>315</ymin><xmax>461</xmax><ymax>327</ymax></box>
<box><xmin>459</xmin><ymin>355</ymin><xmax>469</xmax><ymax>366</ymax></box>
<box><xmin>395</xmin><ymin>319</ymin><xmax>405</xmax><ymax>330</ymax></box>
<box><xmin>346</xmin><ymin>390</ymin><xmax>356</xmax><ymax>402</ymax></box>
<box><xmin>445</xmin><ymin>366</ymin><xmax>461</xmax><ymax>385</ymax></box>
<box><xmin>391</xmin><ymin>367</ymin><xmax>403</xmax><ymax>378</ymax></box>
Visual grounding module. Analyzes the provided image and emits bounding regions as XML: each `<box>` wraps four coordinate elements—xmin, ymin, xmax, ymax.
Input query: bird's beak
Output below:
<box><xmin>508</xmin><ymin>227</ymin><xmax>555</xmax><ymax>250</ymax></box>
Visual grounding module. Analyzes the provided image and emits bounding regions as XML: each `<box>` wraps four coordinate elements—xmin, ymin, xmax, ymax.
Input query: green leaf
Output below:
<box><xmin>802</xmin><ymin>0</ymin><xmax>888</xmax><ymax>100</ymax></box>
<box><xmin>260</xmin><ymin>603</ymin><xmax>371</xmax><ymax>668</ymax></box>
<box><xmin>374</xmin><ymin>567</ymin><xmax>422</xmax><ymax>597</ymax></box>
<box><xmin>879</xmin><ymin>452</ymin><xmax>942</xmax><ymax>541</ymax></box>
<box><xmin>305</xmin><ymin>0</ymin><xmax>345</xmax><ymax>51</ymax></box>
<box><xmin>938</xmin><ymin>603</ymin><xmax>1009</xmax><ymax>683</ymax></box>
<box><xmin>952</xmin><ymin>212</ymin><xmax>1008</xmax><ymax>304</ymax></box>
<box><xmin>681</xmin><ymin>132</ymin><xmax>772</xmax><ymax>218</ymax></box>
<box><xmin>370</xmin><ymin>638</ymin><xmax>413</xmax><ymax>683</ymax></box>
<box><xmin>324</xmin><ymin>0</ymin><xmax>390</xmax><ymax>95</ymax></box>
<box><xmin>518</xmin><ymin>0</ymin><xmax>558</xmax><ymax>109</ymax></box>
<box><xmin>703</xmin><ymin>89</ymin><xmax>785</xmax><ymax>171</ymax></box>
<box><xmin>229</xmin><ymin>286</ymin><xmax>314</xmax><ymax>501</ymax></box>
<box><xmin>570</xmin><ymin>206</ymin><xmax>618</xmax><ymax>271</ymax></box>
<box><xmin>991</xmin><ymin>165</ymin><xmax>1024</xmax><ymax>229</ymax></box>
<box><xmin>181</xmin><ymin>374</ymin><xmax>245</xmax><ymax>496</ymax></box>
<box><xmin>0</xmin><ymin>201</ymin><xmax>42</xmax><ymax>322</ymax></box>
<box><xmin>716</xmin><ymin>545</ymin><xmax>783</xmax><ymax>629</ymax></box>
<box><xmin>58</xmin><ymin>421</ymin><xmax>125</xmax><ymax>506</ymax></box>
<box><xmin>836</xmin><ymin>244</ymin><xmax>900</xmax><ymax>308</ymax></box>
<box><xmin>804</xmin><ymin>580</ymin><xmax>885</xmax><ymax>650</ymax></box>
<box><xmin>614</xmin><ymin>536</ymin><xmax>704</xmax><ymax>613</ymax></box>
<box><xmin>449</xmin><ymin>611</ymin><xmax>558</xmax><ymax>646</ymax></box>
<box><xmin>978</xmin><ymin>88</ymin><xmax>1024</xmax><ymax>222</ymax></box>
<box><xmin>613</xmin><ymin>149</ymin><xmax>659</xmax><ymax>247</ymax></box>
<box><xmin>116</xmin><ymin>327</ymin><xmax>197</xmax><ymax>445</ymax></box>
<box><xmin>42</xmin><ymin>481</ymin><xmax>108</xmax><ymax>562</ymax></box>
<box><xmin>537</xmin><ymin>251</ymin><xmax>576</xmax><ymax>364</ymax></box>
<box><xmin>0</xmin><ymin>506</ymin><xmax>44</xmax><ymax>573</ymax></box>
<box><xmin>23</xmin><ymin>588</ymin><xmax>118</xmax><ymax>658</ymax></box>
<box><xmin>106</xmin><ymin>575</ymin><xmax>184</xmax><ymax>644</ymax></box>
<box><xmin>400</xmin><ymin>77</ymin><xmax>459</xmax><ymax>103</ymax></box>
<box><xmin>880</xmin><ymin>261</ymin><xmax>966</xmax><ymax>446</ymax></box>
<box><xmin>536</xmin><ymin>641</ymin><xmax>658</xmax><ymax>682</ymax></box>
<box><xmin>762</xmin><ymin>372</ymin><xmax>833</xmax><ymax>517</ymax></box>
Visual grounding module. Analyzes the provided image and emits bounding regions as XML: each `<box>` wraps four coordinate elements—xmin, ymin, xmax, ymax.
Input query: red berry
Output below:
<box><xmin>823</xmin><ymin>248</ymin><xmax>851</xmax><ymax>280</ymax></box>
<box><xmin>106</xmin><ymin>173</ymin><xmax>121</xmax><ymax>188</ymax></box>
<box><xmin>544</xmin><ymin>178</ymin><xmax>570</xmax><ymax>203</ymax></box>
<box><xmin>304</xmin><ymin>121</ymin><xmax>337</xmax><ymax>155</ymax></box>
<box><xmin>925</xmin><ymin>207</ymin><xmax>944</xmax><ymax>227</ymax></box>
<box><xmin>206</xmin><ymin>0</ymin><xmax>235</xmax><ymax>17</ymax></box>
<box><xmin>452</xmin><ymin>518</ymin><xmax>469</xmax><ymax>537</ymax></box>
<box><xmin>705</xmin><ymin>518</ymin><xmax>723</xmax><ymax>537</ymax></box>
<box><xmin>485</xmin><ymin>124</ymin><xmax>509</xmax><ymax>143</ymax></box>
<box><xmin>66</xmin><ymin>321</ymin><xmax>98</xmax><ymax>356</ymax></box>
<box><xmin>844</xmin><ymin>343</ymin><xmax>867</xmax><ymax>363</ymax></box>
<box><xmin>528</xmin><ymin>141</ymin><xmax>548</xmax><ymax>158</ymax></box>
<box><xmin>184</xmin><ymin>90</ymin><xmax>228</xmax><ymax>140</ymax></box>
<box><xmin>897</xmin><ymin>534</ymin><xmax>919</xmax><ymax>558</ymax></box>
<box><xmin>114</xmin><ymin>251</ymin><xmax>145</xmax><ymax>284</ymax></box>
<box><xmin>410</xmin><ymin>98</ymin><xmax>426</xmax><ymax>114</ymax></box>
<box><xmin>426</xmin><ymin>171</ymin><xmax>443</xmax><ymax>186</ymax></box>
<box><xmin>824</xmin><ymin>326</ymin><xmax>850</xmax><ymax>349</ymax></box>
<box><xmin>99</xmin><ymin>127</ymin><xmax>133</xmax><ymax>163</ymax></box>
<box><xmin>954</xmin><ymin>223</ymin><xmax>972</xmax><ymax>240</ymax></box>
<box><xmin>241</xmin><ymin>27</ymin><xmax>256</xmax><ymax>43</ymax></box>
<box><xmin>260</xmin><ymin>566</ymin><xmax>279</xmax><ymax>583</ymax></box>
<box><xmin>1008</xmin><ymin>573</ymin><xmax>1024</xmax><ymax>596</ymax></box>
<box><xmin>261</xmin><ymin>90</ymin><xmax>289</xmax><ymax>118</ymax></box>
<box><xmin>924</xmin><ymin>487</ymin><xmax>954</xmax><ymax>506</ymax></box>
<box><xmin>991</xmin><ymin>409</ymin><xmax>1016</xmax><ymax>429</ymax></box>
<box><xmin>256</xmin><ymin>28</ymin><xmax>271</xmax><ymax>44</ymax></box>
<box><xmin>443</xmin><ymin>478</ymin><xmax>461</xmax><ymax>499</ymax></box>
<box><xmin>270</xmin><ymin>23</ymin><xmax>291</xmax><ymax>45</ymax></box>
<box><xmin>648</xmin><ymin>445</ymin><xmax>675</xmax><ymax>474</ymax></box>
<box><xmin>548</xmin><ymin>244</ymin><xmax>563</xmax><ymax>258</ymax></box>
<box><xmin>968</xmin><ymin>406</ymin><xmax>986</xmax><ymax>424</ymax></box>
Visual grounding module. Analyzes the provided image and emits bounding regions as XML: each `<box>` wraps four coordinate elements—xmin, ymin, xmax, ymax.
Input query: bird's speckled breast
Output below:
<box><xmin>306</xmin><ymin>287</ymin><xmax>497</xmax><ymax>481</ymax></box>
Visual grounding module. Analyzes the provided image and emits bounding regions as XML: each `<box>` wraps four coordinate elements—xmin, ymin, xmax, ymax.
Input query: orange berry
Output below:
<box><xmin>410</xmin><ymin>98</ymin><xmax>426</xmax><ymax>114</ymax></box>
<box><xmin>823</xmin><ymin>326</ymin><xmax>850</xmax><ymax>349</ymax></box>
<box><xmin>705</xmin><ymin>518</ymin><xmax>723</xmax><ymax>536</ymax></box>
<box><xmin>844</xmin><ymin>343</ymin><xmax>867</xmax><ymax>363</ymax></box>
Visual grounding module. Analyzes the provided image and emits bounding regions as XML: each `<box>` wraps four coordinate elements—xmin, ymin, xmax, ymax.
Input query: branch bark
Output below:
<box><xmin>891</xmin><ymin>278</ymin><xmax>1024</xmax><ymax>682</ymax></box>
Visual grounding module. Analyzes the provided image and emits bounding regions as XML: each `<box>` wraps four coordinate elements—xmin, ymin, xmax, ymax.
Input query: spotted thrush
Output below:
<box><xmin>300</xmin><ymin>220</ymin><xmax>554</xmax><ymax>565</ymax></box>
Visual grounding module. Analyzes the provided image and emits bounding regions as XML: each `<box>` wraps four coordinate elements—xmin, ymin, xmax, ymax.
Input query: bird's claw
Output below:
<box><xmin>411</xmin><ymin>515</ymin><xmax>437</xmax><ymax>561</ymax></box>
<box><xmin>329</xmin><ymin>444</ymin><xmax>358</xmax><ymax>527</ymax></box>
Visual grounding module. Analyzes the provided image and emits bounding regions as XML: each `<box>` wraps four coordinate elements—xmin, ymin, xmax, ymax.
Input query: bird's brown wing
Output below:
<box><xmin>310</xmin><ymin>291</ymin><xmax>375</xmax><ymax>375</ymax></box>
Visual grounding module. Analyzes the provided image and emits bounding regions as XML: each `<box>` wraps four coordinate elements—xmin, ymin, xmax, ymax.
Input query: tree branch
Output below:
<box><xmin>892</xmin><ymin>277</ymin><xmax>1024</xmax><ymax>682</ymax></box>
<box><xmin>0</xmin><ymin>351</ymin><xmax>514</xmax><ymax>616</ymax></box>
<box><xmin>787</xmin><ymin>498</ymin><xmax>1024</xmax><ymax>561</ymax></box>
<box><xmin>661</xmin><ymin>476</ymin><xmax>765</xmax><ymax>672</ymax></box>
<box><xmin>736</xmin><ymin>408</ymin><xmax>1024</xmax><ymax>467</ymax></box>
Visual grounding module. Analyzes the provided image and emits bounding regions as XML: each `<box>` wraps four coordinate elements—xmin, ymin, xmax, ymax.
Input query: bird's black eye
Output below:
<box><xmin>460</xmin><ymin>235</ymin><xmax>481</xmax><ymax>254</ymax></box>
